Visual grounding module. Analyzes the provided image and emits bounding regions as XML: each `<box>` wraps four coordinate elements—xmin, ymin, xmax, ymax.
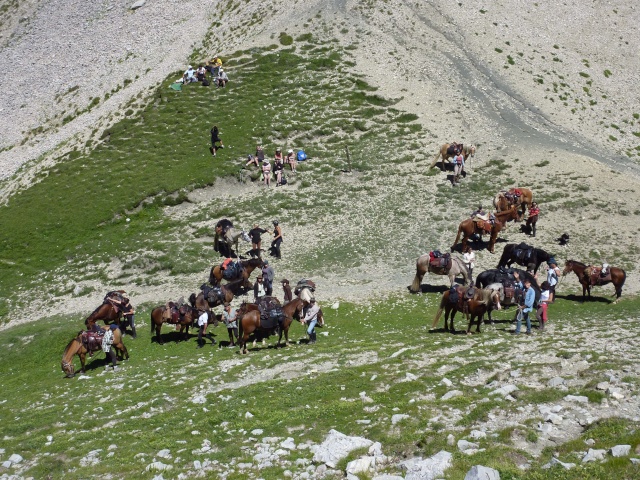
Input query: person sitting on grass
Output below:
<box><xmin>196</xmin><ymin>64</ymin><xmax>207</xmax><ymax>82</ymax></box>
<box><xmin>183</xmin><ymin>65</ymin><xmax>197</xmax><ymax>83</ymax></box>
<box><xmin>215</xmin><ymin>68</ymin><xmax>229</xmax><ymax>87</ymax></box>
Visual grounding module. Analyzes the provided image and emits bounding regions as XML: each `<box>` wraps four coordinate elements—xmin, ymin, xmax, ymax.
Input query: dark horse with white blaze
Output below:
<box><xmin>563</xmin><ymin>260</ymin><xmax>626</xmax><ymax>303</ymax></box>
<box><xmin>431</xmin><ymin>286</ymin><xmax>501</xmax><ymax>334</ymax></box>
<box><xmin>497</xmin><ymin>243</ymin><xmax>552</xmax><ymax>274</ymax></box>
<box><xmin>61</xmin><ymin>326</ymin><xmax>129</xmax><ymax>377</ymax></box>
<box><xmin>451</xmin><ymin>206</ymin><xmax>521</xmax><ymax>254</ymax></box>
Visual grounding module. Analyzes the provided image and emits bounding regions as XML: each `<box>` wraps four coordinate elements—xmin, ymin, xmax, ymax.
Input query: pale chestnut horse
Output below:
<box><xmin>430</xmin><ymin>143</ymin><xmax>476</xmax><ymax>168</ymax></box>
<box><xmin>410</xmin><ymin>255</ymin><xmax>471</xmax><ymax>293</ymax></box>
<box><xmin>493</xmin><ymin>188</ymin><xmax>533</xmax><ymax>217</ymax></box>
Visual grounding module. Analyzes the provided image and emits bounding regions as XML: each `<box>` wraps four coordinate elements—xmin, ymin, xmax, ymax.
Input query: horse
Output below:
<box><xmin>61</xmin><ymin>326</ymin><xmax>129</xmax><ymax>377</ymax></box>
<box><xmin>497</xmin><ymin>243</ymin><xmax>552</xmax><ymax>274</ymax></box>
<box><xmin>84</xmin><ymin>302</ymin><xmax>122</xmax><ymax>329</ymax></box>
<box><xmin>150</xmin><ymin>302</ymin><xmax>200</xmax><ymax>344</ymax></box>
<box><xmin>236</xmin><ymin>297</ymin><xmax>307</xmax><ymax>354</ymax></box>
<box><xmin>214</xmin><ymin>219</ymin><xmax>251</xmax><ymax>258</ymax></box>
<box><xmin>451</xmin><ymin>206</ymin><xmax>520</xmax><ymax>254</ymax></box>
<box><xmin>493</xmin><ymin>188</ymin><xmax>533</xmax><ymax>217</ymax></box>
<box><xmin>475</xmin><ymin>268</ymin><xmax>540</xmax><ymax>321</ymax></box>
<box><xmin>431</xmin><ymin>286</ymin><xmax>501</xmax><ymax>334</ymax></box>
<box><xmin>209</xmin><ymin>258</ymin><xmax>264</xmax><ymax>287</ymax></box>
<box><xmin>190</xmin><ymin>280</ymin><xmax>243</xmax><ymax>312</ymax></box>
<box><xmin>430</xmin><ymin>143</ymin><xmax>476</xmax><ymax>169</ymax></box>
<box><xmin>410</xmin><ymin>254</ymin><xmax>471</xmax><ymax>293</ymax></box>
<box><xmin>562</xmin><ymin>260</ymin><xmax>626</xmax><ymax>303</ymax></box>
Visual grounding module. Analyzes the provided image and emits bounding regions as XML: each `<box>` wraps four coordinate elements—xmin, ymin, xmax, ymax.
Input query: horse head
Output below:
<box><xmin>468</xmin><ymin>144</ymin><xmax>476</xmax><ymax>158</ymax></box>
<box><xmin>240</xmin><ymin>230</ymin><xmax>251</xmax><ymax>243</ymax></box>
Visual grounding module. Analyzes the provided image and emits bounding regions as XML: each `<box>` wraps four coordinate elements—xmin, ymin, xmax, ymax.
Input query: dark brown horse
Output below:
<box><xmin>189</xmin><ymin>280</ymin><xmax>243</xmax><ymax>312</ymax></box>
<box><xmin>451</xmin><ymin>206</ymin><xmax>520</xmax><ymax>254</ymax></box>
<box><xmin>209</xmin><ymin>258</ymin><xmax>264</xmax><ymax>287</ymax></box>
<box><xmin>236</xmin><ymin>298</ymin><xmax>306</xmax><ymax>354</ymax></box>
<box><xmin>431</xmin><ymin>287</ymin><xmax>501</xmax><ymax>334</ymax></box>
<box><xmin>150</xmin><ymin>303</ymin><xmax>200</xmax><ymax>344</ymax></box>
<box><xmin>84</xmin><ymin>302</ymin><xmax>122</xmax><ymax>329</ymax></box>
<box><xmin>497</xmin><ymin>243</ymin><xmax>552</xmax><ymax>274</ymax></box>
<box><xmin>61</xmin><ymin>326</ymin><xmax>129</xmax><ymax>377</ymax></box>
<box><xmin>563</xmin><ymin>260</ymin><xmax>626</xmax><ymax>303</ymax></box>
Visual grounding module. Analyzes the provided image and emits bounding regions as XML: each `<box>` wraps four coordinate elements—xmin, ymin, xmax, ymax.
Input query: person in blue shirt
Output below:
<box><xmin>514</xmin><ymin>278</ymin><xmax>536</xmax><ymax>335</ymax></box>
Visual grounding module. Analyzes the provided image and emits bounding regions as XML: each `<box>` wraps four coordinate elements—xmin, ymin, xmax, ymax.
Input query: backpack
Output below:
<box><xmin>202</xmin><ymin>79</ymin><xmax>210</xmax><ymax>86</ymax></box>
<box><xmin>280</xmin><ymin>177</ymin><xmax>287</xmax><ymax>185</ymax></box>
<box><xmin>297</xmin><ymin>150</ymin><xmax>307</xmax><ymax>161</ymax></box>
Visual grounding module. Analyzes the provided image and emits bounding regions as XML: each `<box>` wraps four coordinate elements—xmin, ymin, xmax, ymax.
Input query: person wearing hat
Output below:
<box><xmin>546</xmin><ymin>260</ymin><xmax>560</xmax><ymax>303</ymax></box>
<box><xmin>270</xmin><ymin>220</ymin><xmax>283</xmax><ymax>259</ymax></box>
<box><xmin>301</xmin><ymin>297</ymin><xmax>320</xmax><ymax>344</ymax></box>
<box><xmin>254</xmin><ymin>275</ymin><xmax>266</xmax><ymax>302</ymax></box>
<box><xmin>526</xmin><ymin>202</ymin><xmax>540</xmax><ymax>237</ymax></box>
<box><xmin>284</xmin><ymin>149</ymin><xmax>297</xmax><ymax>173</ymax></box>
<box><xmin>222</xmin><ymin>303</ymin><xmax>239</xmax><ymax>347</ymax></box>
<box><xmin>281</xmin><ymin>279</ymin><xmax>293</xmax><ymax>302</ymax></box>
<box><xmin>261</xmin><ymin>158</ymin><xmax>272</xmax><ymax>187</ymax></box>
<box><xmin>261</xmin><ymin>260</ymin><xmax>275</xmax><ymax>296</ymax></box>
<box><xmin>183</xmin><ymin>65</ymin><xmax>196</xmax><ymax>83</ymax></box>
<box><xmin>216</xmin><ymin>67</ymin><xmax>229</xmax><ymax>88</ymax></box>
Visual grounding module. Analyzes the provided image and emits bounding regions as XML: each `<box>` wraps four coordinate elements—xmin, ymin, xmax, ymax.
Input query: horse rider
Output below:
<box><xmin>271</xmin><ymin>220</ymin><xmax>283</xmax><ymax>259</ymax></box>
<box><xmin>301</xmin><ymin>297</ymin><xmax>320</xmax><ymax>344</ymax></box>
<box><xmin>526</xmin><ymin>202</ymin><xmax>540</xmax><ymax>237</ymax></box>
<box><xmin>222</xmin><ymin>303</ymin><xmax>239</xmax><ymax>347</ymax></box>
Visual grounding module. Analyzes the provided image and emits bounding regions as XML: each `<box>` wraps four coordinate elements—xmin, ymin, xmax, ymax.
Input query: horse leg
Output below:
<box><xmin>79</xmin><ymin>353</ymin><xmax>86</xmax><ymax>374</ymax></box>
<box><xmin>449</xmin><ymin>309</ymin><xmax>456</xmax><ymax>334</ymax></box>
<box><xmin>156</xmin><ymin>324</ymin><xmax>164</xmax><ymax>345</ymax></box>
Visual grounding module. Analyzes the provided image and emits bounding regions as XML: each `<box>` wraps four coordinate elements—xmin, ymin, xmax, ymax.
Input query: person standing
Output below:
<box><xmin>526</xmin><ymin>202</ymin><xmax>540</xmax><ymax>237</ymax></box>
<box><xmin>514</xmin><ymin>278</ymin><xmax>535</xmax><ymax>335</ymax></box>
<box><xmin>301</xmin><ymin>297</ymin><xmax>320</xmax><ymax>344</ymax></box>
<box><xmin>453</xmin><ymin>153</ymin><xmax>464</xmax><ymax>185</ymax></box>
<box><xmin>210</xmin><ymin>125</ymin><xmax>223</xmax><ymax>157</ymax></box>
<box><xmin>273</xmin><ymin>156</ymin><xmax>284</xmax><ymax>186</ymax></box>
<box><xmin>285</xmin><ymin>149</ymin><xmax>297</xmax><ymax>172</ymax></box>
<box><xmin>101</xmin><ymin>324</ymin><xmax>120</xmax><ymax>370</ymax></box>
<box><xmin>262</xmin><ymin>260</ymin><xmax>274</xmax><ymax>296</ymax></box>
<box><xmin>196</xmin><ymin>310</ymin><xmax>208</xmax><ymax>348</ymax></box>
<box><xmin>281</xmin><ymin>279</ymin><xmax>293</xmax><ymax>303</ymax></box>
<box><xmin>463</xmin><ymin>248</ymin><xmax>475</xmax><ymax>282</ymax></box>
<box><xmin>271</xmin><ymin>220</ymin><xmax>283</xmax><ymax>259</ymax></box>
<box><xmin>121</xmin><ymin>297</ymin><xmax>136</xmax><ymax>339</ymax></box>
<box><xmin>262</xmin><ymin>159</ymin><xmax>272</xmax><ymax>187</ymax></box>
<box><xmin>222</xmin><ymin>303</ymin><xmax>238</xmax><ymax>347</ymax></box>
<box><xmin>249</xmin><ymin>224</ymin><xmax>269</xmax><ymax>256</ymax></box>
<box><xmin>254</xmin><ymin>275</ymin><xmax>266</xmax><ymax>302</ymax></box>
<box><xmin>536</xmin><ymin>281</ymin><xmax>551</xmax><ymax>332</ymax></box>
<box><xmin>546</xmin><ymin>260</ymin><xmax>560</xmax><ymax>303</ymax></box>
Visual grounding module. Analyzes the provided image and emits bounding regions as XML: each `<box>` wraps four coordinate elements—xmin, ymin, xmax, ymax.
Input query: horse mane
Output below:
<box><xmin>63</xmin><ymin>332</ymin><xmax>83</xmax><ymax>354</ymax></box>
<box><xmin>567</xmin><ymin>259</ymin><xmax>586</xmax><ymax>268</ymax></box>
<box><xmin>244</xmin><ymin>258</ymin><xmax>263</xmax><ymax>267</ymax></box>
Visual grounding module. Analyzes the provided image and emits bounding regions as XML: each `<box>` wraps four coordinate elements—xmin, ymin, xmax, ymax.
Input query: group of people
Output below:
<box><xmin>246</xmin><ymin>145</ymin><xmax>306</xmax><ymax>187</ymax></box>
<box><xmin>246</xmin><ymin>220</ymin><xmax>283</xmax><ymax>259</ymax></box>
<box><xmin>511</xmin><ymin>259</ymin><xmax>560</xmax><ymax>335</ymax></box>
<box><xmin>183</xmin><ymin>56</ymin><xmax>228</xmax><ymax>87</ymax></box>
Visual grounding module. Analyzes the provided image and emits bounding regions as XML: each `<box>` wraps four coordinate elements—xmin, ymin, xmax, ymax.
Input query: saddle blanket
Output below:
<box><xmin>259</xmin><ymin>306</ymin><xmax>285</xmax><ymax>330</ymax></box>
<box><xmin>430</xmin><ymin>255</ymin><xmax>451</xmax><ymax>269</ymax></box>
<box><xmin>514</xmin><ymin>243</ymin><xmax>533</xmax><ymax>262</ymax></box>
<box><xmin>589</xmin><ymin>268</ymin><xmax>611</xmax><ymax>285</ymax></box>
<box><xmin>222</xmin><ymin>262</ymin><xmax>242</xmax><ymax>280</ymax></box>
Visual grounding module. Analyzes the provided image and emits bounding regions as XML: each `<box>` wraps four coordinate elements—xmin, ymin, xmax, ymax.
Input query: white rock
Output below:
<box><xmin>391</xmin><ymin>414</ymin><xmax>411</xmax><ymax>425</ymax></box>
<box><xmin>564</xmin><ymin>395</ymin><xmax>589</xmax><ymax>403</ymax></box>
<box><xmin>191</xmin><ymin>395</ymin><xmax>206</xmax><ymax>404</ymax></box>
<box><xmin>406</xmin><ymin>372</ymin><xmax>418</xmax><ymax>381</ymax></box>
<box><xmin>8</xmin><ymin>454</ymin><xmax>23</xmax><ymax>464</ymax></box>
<box><xmin>2</xmin><ymin>460</ymin><xmax>12</xmax><ymax>468</ymax></box>
<box><xmin>401</xmin><ymin>450</ymin><xmax>453</xmax><ymax>480</ymax></box>
<box><xmin>441</xmin><ymin>378</ymin><xmax>453</xmax><ymax>387</ymax></box>
<box><xmin>447</xmin><ymin>434</ymin><xmax>456</xmax><ymax>446</ymax></box>
<box><xmin>458</xmin><ymin>440</ymin><xmax>479</xmax><ymax>452</ymax></box>
<box><xmin>373</xmin><ymin>475</ymin><xmax>405</xmax><ymax>480</ymax></box>
<box><xmin>548</xmin><ymin>377</ymin><xmax>565</xmax><ymax>387</ymax></box>
<box><xmin>469</xmin><ymin>430</ymin><xmax>487</xmax><ymax>439</ymax></box>
<box><xmin>630</xmin><ymin>458</ymin><xmax>640</xmax><ymax>465</ymax></box>
<box><xmin>441</xmin><ymin>390</ymin><xmax>463</xmax><ymax>400</ymax></box>
<box><xmin>146</xmin><ymin>461</ymin><xmax>172</xmax><ymax>472</ymax></box>
<box><xmin>542</xmin><ymin>457</ymin><xmax>575</xmax><ymax>470</ymax></box>
<box><xmin>582</xmin><ymin>448</ymin><xmax>607</xmax><ymax>463</ymax></box>
<box><xmin>245</xmin><ymin>411</ymin><xmax>254</xmax><ymax>418</ymax></box>
<box><xmin>464</xmin><ymin>464</ymin><xmax>501</xmax><ymax>479</ymax></box>
<box><xmin>157</xmin><ymin>449</ymin><xmax>171</xmax><ymax>459</ymax></box>
<box><xmin>346</xmin><ymin>456</ymin><xmax>373</xmax><ymax>474</ymax></box>
<box><xmin>193</xmin><ymin>460</ymin><xmax>201</xmax><ymax>470</ymax></box>
<box><xmin>251</xmin><ymin>429</ymin><xmax>263</xmax><ymax>435</ymax></box>
<box><xmin>585</xmin><ymin>439</ymin><xmax>596</xmax><ymax>446</ymax></box>
<box><xmin>607</xmin><ymin>388</ymin><xmax>625</xmax><ymax>400</ymax></box>
<box><xmin>596</xmin><ymin>382</ymin><xmax>610</xmax><ymax>391</ymax></box>
<box><xmin>368</xmin><ymin>442</ymin><xmax>383</xmax><ymax>456</ymax></box>
<box><xmin>281</xmin><ymin>438</ymin><xmax>296</xmax><ymax>450</ymax></box>
<box><xmin>611</xmin><ymin>445</ymin><xmax>631</xmax><ymax>457</ymax></box>
<box><xmin>490</xmin><ymin>385</ymin><xmax>518</xmax><ymax>397</ymax></box>
<box><xmin>311</xmin><ymin>430</ymin><xmax>373</xmax><ymax>468</ymax></box>
<box><xmin>544</xmin><ymin>413</ymin><xmax>563</xmax><ymax>425</ymax></box>
<box><xmin>130</xmin><ymin>0</ymin><xmax>146</xmax><ymax>10</ymax></box>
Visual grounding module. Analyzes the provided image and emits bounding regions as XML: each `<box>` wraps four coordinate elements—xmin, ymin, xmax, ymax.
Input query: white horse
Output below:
<box><xmin>214</xmin><ymin>227</ymin><xmax>251</xmax><ymax>258</ymax></box>
<box><xmin>410</xmin><ymin>254</ymin><xmax>472</xmax><ymax>292</ymax></box>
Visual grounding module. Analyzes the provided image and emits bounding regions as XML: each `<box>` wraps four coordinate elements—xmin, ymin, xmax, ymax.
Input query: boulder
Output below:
<box><xmin>392</xmin><ymin>414</ymin><xmax>411</xmax><ymax>425</ymax></box>
<box><xmin>564</xmin><ymin>395</ymin><xmax>589</xmax><ymax>403</ymax></box>
<box><xmin>401</xmin><ymin>450</ymin><xmax>452</xmax><ymax>480</ymax></box>
<box><xmin>130</xmin><ymin>0</ymin><xmax>146</xmax><ymax>10</ymax></box>
<box><xmin>542</xmin><ymin>457</ymin><xmax>575</xmax><ymax>470</ymax></box>
<box><xmin>610</xmin><ymin>445</ymin><xmax>631</xmax><ymax>457</ymax></box>
<box><xmin>311</xmin><ymin>430</ymin><xmax>373</xmax><ymax>468</ymax></box>
<box><xmin>346</xmin><ymin>456</ymin><xmax>373</xmax><ymax>475</ymax></box>
<box><xmin>547</xmin><ymin>377</ymin><xmax>566</xmax><ymax>387</ymax></box>
<box><xmin>441</xmin><ymin>390</ymin><xmax>463</xmax><ymax>400</ymax></box>
<box><xmin>458</xmin><ymin>440</ymin><xmax>480</xmax><ymax>452</ymax></box>
<box><xmin>464</xmin><ymin>465</ymin><xmax>500</xmax><ymax>480</ymax></box>
<box><xmin>490</xmin><ymin>385</ymin><xmax>518</xmax><ymax>397</ymax></box>
<box><xmin>582</xmin><ymin>448</ymin><xmax>607</xmax><ymax>463</ymax></box>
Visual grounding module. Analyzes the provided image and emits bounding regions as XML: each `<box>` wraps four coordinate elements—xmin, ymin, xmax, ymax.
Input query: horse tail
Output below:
<box><xmin>451</xmin><ymin>224</ymin><xmax>463</xmax><ymax>252</ymax></box>
<box><xmin>432</xmin><ymin>305</ymin><xmax>444</xmax><ymax>330</ymax></box>
<box><xmin>410</xmin><ymin>258</ymin><xmax>425</xmax><ymax>293</ymax></box>
<box><xmin>429</xmin><ymin>148</ymin><xmax>441</xmax><ymax>169</ymax></box>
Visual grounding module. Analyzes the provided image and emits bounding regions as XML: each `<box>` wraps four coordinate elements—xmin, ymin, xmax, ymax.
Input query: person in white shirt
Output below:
<box><xmin>301</xmin><ymin>298</ymin><xmax>320</xmax><ymax>344</ymax></box>
<box><xmin>463</xmin><ymin>248</ymin><xmax>476</xmax><ymax>281</ymax></box>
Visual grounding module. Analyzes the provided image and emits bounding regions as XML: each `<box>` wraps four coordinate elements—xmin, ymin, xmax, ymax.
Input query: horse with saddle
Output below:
<box><xmin>431</xmin><ymin>284</ymin><xmax>502</xmax><ymax>334</ymax></box>
<box><xmin>150</xmin><ymin>299</ymin><xmax>209</xmax><ymax>344</ymax></box>
<box><xmin>410</xmin><ymin>251</ymin><xmax>471</xmax><ymax>292</ymax></box>
<box><xmin>493</xmin><ymin>188</ymin><xmax>533</xmax><ymax>218</ymax></box>
<box><xmin>497</xmin><ymin>242</ymin><xmax>552</xmax><ymax>274</ymax></box>
<box><xmin>213</xmin><ymin>218</ymin><xmax>251</xmax><ymax>258</ymax></box>
<box><xmin>475</xmin><ymin>267</ymin><xmax>541</xmax><ymax>322</ymax></box>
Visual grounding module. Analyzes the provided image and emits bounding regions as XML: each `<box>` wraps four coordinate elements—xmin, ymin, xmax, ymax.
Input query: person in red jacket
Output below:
<box><xmin>526</xmin><ymin>202</ymin><xmax>540</xmax><ymax>237</ymax></box>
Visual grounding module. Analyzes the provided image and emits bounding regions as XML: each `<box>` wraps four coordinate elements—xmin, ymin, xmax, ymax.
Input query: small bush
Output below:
<box><xmin>279</xmin><ymin>32</ymin><xmax>293</xmax><ymax>46</ymax></box>
<box><xmin>604</xmin><ymin>69</ymin><xmax>612</xmax><ymax>78</ymax></box>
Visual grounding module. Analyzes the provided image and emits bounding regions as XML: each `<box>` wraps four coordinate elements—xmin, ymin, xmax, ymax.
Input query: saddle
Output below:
<box><xmin>257</xmin><ymin>297</ymin><xmax>284</xmax><ymax>330</ymax></box>
<box><xmin>474</xmin><ymin>220</ymin><xmax>493</xmax><ymax>234</ymax></box>
<box><xmin>201</xmin><ymin>284</ymin><xmax>224</xmax><ymax>306</ymax></box>
<box><xmin>449</xmin><ymin>285</ymin><xmax>476</xmax><ymax>314</ymax></box>
<box><xmin>162</xmin><ymin>302</ymin><xmax>182</xmax><ymax>323</ymax></box>
<box><xmin>429</xmin><ymin>252</ymin><xmax>451</xmax><ymax>269</ymax></box>
<box><xmin>81</xmin><ymin>331</ymin><xmax>105</xmax><ymax>353</ymax></box>
<box><xmin>514</xmin><ymin>243</ymin><xmax>533</xmax><ymax>262</ymax></box>
<box><xmin>294</xmin><ymin>279</ymin><xmax>316</xmax><ymax>295</ymax></box>
<box><xmin>587</xmin><ymin>268</ymin><xmax>611</xmax><ymax>285</ymax></box>
<box><xmin>505</xmin><ymin>189</ymin><xmax>522</xmax><ymax>204</ymax></box>
<box><xmin>222</xmin><ymin>261</ymin><xmax>243</xmax><ymax>280</ymax></box>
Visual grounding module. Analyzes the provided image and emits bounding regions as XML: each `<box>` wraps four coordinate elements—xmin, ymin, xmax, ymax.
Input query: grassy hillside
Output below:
<box><xmin>1</xmin><ymin>296</ymin><xmax>639</xmax><ymax>478</ymax></box>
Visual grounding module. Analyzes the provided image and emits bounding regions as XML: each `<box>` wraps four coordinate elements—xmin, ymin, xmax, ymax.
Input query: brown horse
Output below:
<box><xmin>61</xmin><ymin>326</ymin><xmax>129</xmax><ymax>377</ymax></box>
<box><xmin>190</xmin><ymin>280</ymin><xmax>243</xmax><ymax>312</ymax></box>
<box><xmin>430</xmin><ymin>143</ymin><xmax>476</xmax><ymax>168</ymax></box>
<box><xmin>451</xmin><ymin>206</ymin><xmax>521</xmax><ymax>254</ymax></box>
<box><xmin>84</xmin><ymin>302</ymin><xmax>122</xmax><ymax>329</ymax></box>
<box><xmin>209</xmin><ymin>258</ymin><xmax>264</xmax><ymax>287</ymax></box>
<box><xmin>562</xmin><ymin>260</ymin><xmax>626</xmax><ymax>303</ymax></box>
<box><xmin>236</xmin><ymin>298</ymin><xmax>306</xmax><ymax>354</ymax></box>
<box><xmin>431</xmin><ymin>287</ymin><xmax>501</xmax><ymax>334</ymax></box>
<box><xmin>150</xmin><ymin>303</ymin><xmax>200</xmax><ymax>344</ymax></box>
<box><xmin>410</xmin><ymin>254</ymin><xmax>471</xmax><ymax>293</ymax></box>
<box><xmin>493</xmin><ymin>188</ymin><xmax>533</xmax><ymax>217</ymax></box>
